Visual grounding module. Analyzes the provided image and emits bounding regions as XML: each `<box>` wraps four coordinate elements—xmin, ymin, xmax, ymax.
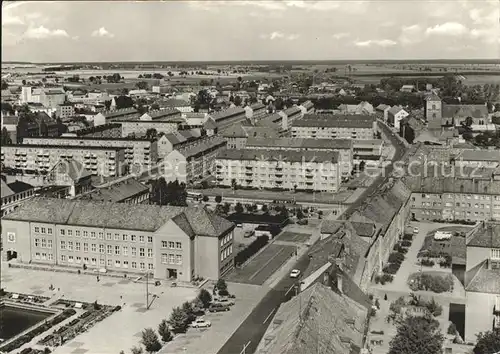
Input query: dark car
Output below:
<box><xmin>208</xmin><ymin>303</ymin><xmax>231</xmax><ymax>312</ymax></box>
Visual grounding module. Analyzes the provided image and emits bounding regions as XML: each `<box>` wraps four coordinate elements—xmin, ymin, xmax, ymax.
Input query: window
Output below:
<box><xmin>91</xmin><ymin>258</ymin><xmax>97</xmax><ymax>265</ymax></box>
<box><xmin>98</xmin><ymin>232</ymin><xmax>104</xmax><ymax>239</ymax></box>
<box><xmin>161</xmin><ymin>254</ymin><xmax>168</xmax><ymax>264</ymax></box>
<box><xmin>41</xmin><ymin>239</ymin><xmax>47</xmax><ymax>248</ymax></box>
<box><xmin>90</xmin><ymin>232</ymin><xmax>96</xmax><ymax>239</ymax></box>
<box><xmin>123</xmin><ymin>234</ymin><xmax>128</xmax><ymax>242</ymax></box>
<box><xmin>35</xmin><ymin>252</ymin><xmax>40</xmax><ymax>259</ymax></box>
<box><xmin>115</xmin><ymin>260</ymin><xmax>121</xmax><ymax>267</ymax></box>
<box><xmin>60</xmin><ymin>241</ymin><xmax>66</xmax><ymax>250</ymax></box>
<box><xmin>48</xmin><ymin>254</ymin><xmax>53</xmax><ymax>261</ymax></box>
<box><xmin>84</xmin><ymin>243</ymin><xmax>89</xmax><ymax>253</ymax></box>
<box><xmin>76</xmin><ymin>256</ymin><xmax>81</xmax><ymax>263</ymax></box>
<box><xmin>60</xmin><ymin>229</ymin><xmax>65</xmax><ymax>236</ymax></box>
<box><xmin>91</xmin><ymin>244</ymin><xmax>97</xmax><ymax>253</ymax></box>
<box><xmin>47</xmin><ymin>240</ymin><xmax>52</xmax><ymax>249</ymax></box>
<box><xmin>140</xmin><ymin>262</ymin><xmax>145</xmax><ymax>270</ymax></box>
<box><xmin>139</xmin><ymin>235</ymin><xmax>145</xmax><ymax>243</ymax></box>
<box><xmin>123</xmin><ymin>246</ymin><xmax>128</xmax><ymax>256</ymax></box>
<box><xmin>140</xmin><ymin>248</ymin><xmax>145</xmax><ymax>257</ymax></box>
<box><xmin>100</xmin><ymin>259</ymin><xmax>105</xmax><ymax>266</ymax></box>
<box><xmin>176</xmin><ymin>255</ymin><xmax>182</xmax><ymax>265</ymax></box>
<box><xmin>106</xmin><ymin>233</ymin><xmax>112</xmax><ymax>240</ymax></box>
<box><xmin>107</xmin><ymin>259</ymin><xmax>112</xmax><ymax>267</ymax></box>
<box><xmin>75</xmin><ymin>242</ymin><xmax>81</xmax><ymax>251</ymax></box>
<box><xmin>147</xmin><ymin>236</ymin><xmax>153</xmax><ymax>243</ymax></box>
<box><xmin>35</xmin><ymin>227</ymin><xmax>40</xmax><ymax>233</ymax></box>
<box><xmin>107</xmin><ymin>245</ymin><xmax>112</xmax><ymax>255</ymax></box>
<box><xmin>47</xmin><ymin>228</ymin><xmax>52</xmax><ymax>235</ymax></box>
<box><xmin>34</xmin><ymin>238</ymin><xmax>40</xmax><ymax>247</ymax></box>
<box><xmin>132</xmin><ymin>262</ymin><xmax>137</xmax><ymax>269</ymax></box>
<box><xmin>492</xmin><ymin>249</ymin><xmax>500</xmax><ymax>260</ymax></box>
<box><xmin>99</xmin><ymin>244</ymin><xmax>105</xmax><ymax>254</ymax></box>
<box><xmin>61</xmin><ymin>255</ymin><xmax>66</xmax><ymax>262</ymax></box>
<box><xmin>75</xmin><ymin>230</ymin><xmax>81</xmax><ymax>237</ymax></box>
<box><xmin>131</xmin><ymin>235</ymin><xmax>136</xmax><ymax>242</ymax></box>
<box><xmin>132</xmin><ymin>247</ymin><xmax>137</xmax><ymax>257</ymax></box>
<box><xmin>161</xmin><ymin>241</ymin><xmax>168</xmax><ymax>248</ymax></box>
<box><xmin>68</xmin><ymin>241</ymin><xmax>73</xmax><ymax>251</ymax></box>
<box><xmin>41</xmin><ymin>227</ymin><xmax>46</xmax><ymax>234</ymax></box>
<box><xmin>114</xmin><ymin>233</ymin><xmax>120</xmax><ymax>241</ymax></box>
<box><xmin>147</xmin><ymin>248</ymin><xmax>153</xmax><ymax>258</ymax></box>
<box><xmin>176</xmin><ymin>242</ymin><xmax>182</xmax><ymax>249</ymax></box>
<box><xmin>67</xmin><ymin>230</ymin><xmax>73</xmax><ymax>236</ymax></box>
<box><xmin>169</xmin><ymin>254</ymin><xmax>175</xmax><ymax>264</ymax></box>
<box><xmin>168</xmin><ymin>241</ymin><xmax>175</xmax><ymax>249</ymax></box>
<box><xmin>68</xmin><ymin>255</ymin><xmax>74</xmax><ymax>263</ymax></box>
<box><xmin>123</xmin><ymin>261</ymin><xmax>129</xmax><ymax>268</ymax></box>
<box><xmin>148</xmin><ymin>263</ymin><xmax>154</xmax><ymax>270</ymax></box>
<box><xmin>115</xmin><ymin>245</ymin><xmax>120</xmax><ymax>255</ymax></box>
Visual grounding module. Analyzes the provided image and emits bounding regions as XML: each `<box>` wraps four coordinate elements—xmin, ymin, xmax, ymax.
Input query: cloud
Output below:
<box><xmin>354</xmin><ymin>39</ymin><xmax>397</xmax><ymax>47</ymax></box>
<box><xmin>332</xmin><ymin>32</ymin><xmax>350</xmax><ymax>40</ymax></box>
<box><xmin>91</xmin><ymin>27</ymin><xmax>114</xmax><ymax>38</ymax></box>
<box><xmin>286</xmin><ymin>34</ymin><xmax>299</xmax><ymax>40</ymax></box>
<box><xmin>2</xmin><ymin>14</ymin><xmax>24</xmax><ymax>25</ymax></box>
<box><xmin>399</xmin><ymin>24</ymin><xmax>423</xmax><ymax>45</ymax></box>
<box><xmin>189</xmin><ymin>0</ymin><xmax>365</xmax><ymax>12</ymax></box>
<box><xmin>23</xmin><ymin>25</ymin><xmax>69</xmax><ymax>39</ymax></box>
<box><xmin>260</xmin><ymin>31</ymin><xmax>284</xmax><ymax>40</ymax></box>
<box><xmin>426</xmin><ymin>22</ymin><xmax>469</xmax><ymax>36</ymax></box>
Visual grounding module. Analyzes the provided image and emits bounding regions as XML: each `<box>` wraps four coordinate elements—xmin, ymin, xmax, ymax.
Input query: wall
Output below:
<box><xmin>1</xmin><ymin>220</ymin><xmax>31</xmax><ymax>262</ymax></box>
<box><xmin>466</xmin><ymin>246</ymin><xmax>491</xmax><ymax>272</ymax></box>
<box><xmin>465</xmin><ymin>291</ymin><xmax>496</xmax><ymax>342</ymax></box>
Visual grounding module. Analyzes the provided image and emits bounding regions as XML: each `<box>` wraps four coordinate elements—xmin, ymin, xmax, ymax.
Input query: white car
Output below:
<box><xmin>413</xmin><ymin>227</ymin><xmax>419</xmax><ymax>234</ymax></box>
<box><xmin>191</xmin><ymin>318</ymin><xmax>211</xmax><ymax>328</ymax></box>
<box><xmin>290</xmin><ymin>269</ymin><xmax>301</xmax><ymax>278</ymax></box>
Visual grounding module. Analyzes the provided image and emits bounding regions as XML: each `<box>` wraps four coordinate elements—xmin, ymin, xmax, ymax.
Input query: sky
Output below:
<box><xmin>2</xmin><ymin>0</ymin><xmax>499</xmax><ymax>62</ymax></box>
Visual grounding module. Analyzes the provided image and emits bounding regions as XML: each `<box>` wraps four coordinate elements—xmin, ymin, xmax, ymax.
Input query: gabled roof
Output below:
<box><xmin>388</xmin><ymin>106</ymin><xmax>406</xmax><ymax>116</ymax></box>
<box><xmin>465</xmin><ymin>260</ymin><xmax>500</xmax><ymax>294</ymax></box>
<box><xmin>211</xmin><ymin>106</ymin><xmax>245</xmax><ymax>122</ymax></box>
<box><xmin>376</xmin><ymin>104</ymin><xmax>390</xmax><ymax>111</ymax></box>
<box><xmin>50</xmin><ymin>159</ymin><xmax>92</xmax><ymax>182</ymax></box>
<box><xmin>250</xmin><ymin>102</ymin><xmax>266</xmax><ymax>110</ymax></box>
<box><xmin>3</xmin><ymin>197</ymin><xmax>234</xmax><ymax>236</ymax></box>
<box><xmin>203</xmin><ymin>117</ymin><xmax>218</xmax><ymax>130</ymax></box>
<box><xmin>425</xmin><ymin>94</ymin><xmax>441</xmax><ymax>101</ymax></box>
<box><xmin>255</xmin><ymin>283</ymin><xmax>367</xmax><ymax>354</ymax></box>
<box><xmin>246</xmin><ymin>137</ymin><xmax>353</xmax><ymax>150</ymax></box>
<box><xmin>6</xmin><ymin>180</ymin><xmax>34</xmax><ymax>194</ymax></box>
<box><xmin>1</xmin><ymin>180</ymin><xmax>15</xmax><ymax>198</ymax></box>
<box><xmin>216</xmin><ymin>148</ymin><xmax>339</xmax><ymax>164</ymax></box>
<box><xmin>467</xmin><ymin>222</ymin><xmax>500</xmax><ymax>248</ymax></box>
<box><xmin>442</xmin><ymin>104</ymin><xmax>488</xmax><ymax>119</ymax></box>
<box><xmin>300</xmin><ymin>100</ymin><xmax>314</xmax><ymax>109</ymax></box>
<box><xmin>79</xmin><ymin>179</ymin><xmax>148</xmax><ymax>203</ymax></box>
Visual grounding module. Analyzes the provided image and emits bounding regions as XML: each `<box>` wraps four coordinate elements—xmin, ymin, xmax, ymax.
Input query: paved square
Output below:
<box><xmin>225</xmin><ymin>244</ymin><xmax>295</xmax><ymax>285</ymax></box>
<box><xmin>66</xmin><ymin>341</ymin><xmax>84</xmax><ymax>347</ymax></box>
<box><xmin>70</xmin><ymin>349</ymin><xmax>88</xmax><ymax>354</ymax></box>
<box><xmin>276</xmin><ymin>231</ymin><xmax>310</xmax><ymax>243</ymax></box>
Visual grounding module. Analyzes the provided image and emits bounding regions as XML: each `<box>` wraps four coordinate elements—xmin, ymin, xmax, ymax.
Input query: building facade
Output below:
<box><xmin>57</xmin><ymin>104</ymin><xmax>75</xmax><ymax>119</ymax></box>
<box><xmin>1</xmin><ymin>198</ymin><xmax>235</xmax><ymax>281</ymax></box>
<box><xmin>291</xmin><ymin>115</ymin><xmax>376</xmax><ymax>140</ymax></box>
<box><xmin>214</xmin><ymin>149</ymin><xmax>340</xmax><ymax>193</ymax></box>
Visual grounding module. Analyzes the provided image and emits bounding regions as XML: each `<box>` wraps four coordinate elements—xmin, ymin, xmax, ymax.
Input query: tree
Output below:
<box><xmin>216</xmin><ymin>279</ymin><xmax>228</xmax><ymax>295</ymax></box>
<box><xmin>1</xmin><ymin>80</ymin><xmax>8</xmax><ymax>90</ymax></box>
<box><xmin>261</xmin><ymin>204</ymin><xmax>269</xmax><ymax>213</ymax></box>
<box><xmin>197</xmin><ymin>288</ymin><xmax>212</xmax><ymax>308</ymax></box>
<box><xmin>131</xmin><ymin>347</ymin><xmax>143</xmax><ymax>354</ymax></box>
<box><xmin>235</xmin><ymin>202</ymin><xmax>244</xmax><ymax>214</ymax></box>
<box><xmin>136</xmin><ymin>81</ymin><xmax>148</xmax><ymax>90</ymax></box>
<box><xmin>158</xmin><ymin>319</ymin><xmax>173</xmax><ymax>342</ymax></box>
<box><xmin>215</xmin><ymin>195</ymin><xmax>222</xmax><ymax>204</ymax></box>
<box><xmin>202</xmin><ymin>195</ymin><xmax>209</xmax><ymax>202</ymax></box>
<box><xmin>141</xmin><ymin>328</ymin><xmax>162</xmax><ymax>354</ymax></box>
<box><xmin>181</xmin><ymin>301</ymin><xmax>196</xmax><ymax>323</ymax></box>
<box><xmin>167</xmin><ymin>306</ymin><xmax>190</xmax><ymax>333</ymax></box>
<box><xmin>296</xmin><ymin>208</ymin><xmax>305</xmax><ymax>220</ymax></box>
<box><xmin>1</xmin><ymin>127</ymin><xmax>12</xmax><ymax>145</ymax></box>
<box><xmin>104</xmin><ymin>100</ymin><xmax>112</xmax><ymax>110</ymax></box>
<box><xmin>388</xmin><ymin>315</ymin><xmax>444</xmax><ymax>354</ymax></box>
<box><xmin>145</xmin><ymin>128</ymin><xmax>157</xmax><ymax>139</ymax></box>
<box><xmin>22</xmin><ymin>79</ymin><xmax>27</xmax><ymax>85</ymax></box>
<box><xmin>474</xmin><ymin>329</ymin><xmax>500</xmax><ymax>354</ymax></box>
<box><xmin>234</xmin><ymin>95</ymin><xmax>242</xmax><ymax>106</ymax></box>
<box><xmin>231</xmin><ymin>178</ymin><xmax>237</xmax><ymax>191</ymax></box>
<box><xmin>279</xmin><ymin>206</ymin><xmax>289</xmax><ymax>218</ymax></box>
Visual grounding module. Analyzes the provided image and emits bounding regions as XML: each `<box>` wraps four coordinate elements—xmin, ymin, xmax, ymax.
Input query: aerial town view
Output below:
<box><xmin>1</xmin><ymin>1</ymin><xmax>499</xmax><ymax>354</ymax></box>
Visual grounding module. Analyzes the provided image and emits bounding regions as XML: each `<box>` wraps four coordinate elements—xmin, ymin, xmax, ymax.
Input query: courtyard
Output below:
<box><xmin>1</xmin><ymin>264</ymin><xmax>265</xmax><ymax>354</ymax></box>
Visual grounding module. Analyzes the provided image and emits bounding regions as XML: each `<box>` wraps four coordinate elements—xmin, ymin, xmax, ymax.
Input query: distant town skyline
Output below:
<box><xmin>2</xmin><ymin>0</ymin><xmax>499</xmax><ymax>62</ymax></box>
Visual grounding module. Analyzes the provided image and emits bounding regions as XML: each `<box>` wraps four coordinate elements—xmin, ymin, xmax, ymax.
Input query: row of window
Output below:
<box><xmin>59</xmin><ymin>255</ymin><xmax>154</xmax><ymax>270</ymax></box>
<box><xmin>59</xmin><ymin>241</ymin><xmax>154</xmax><ymax>257</ymax></box>
<box><xmin>34</xmin><ymin>252</ymin><xmax>54</xmax><ymax>260</ymax></box>
<box><xmin>161</xmin><ymin>241</ymin><xmax>182</xmax><ymax>249</ymax></box>
<box><xmin>34</xmin><ymin>239</ymin><xmax>53</xmax><ymax>249</ymax></box>
<box><xmin>60</xmin><ymin>230</ymin><xmax>153</xmax><ymax>243</ymax></box>
<box><xmin>34</xmin><ymin>227</ymin><xmax>53</xmax><ymax>235</ymax></box>
<box><xmin>160</xmin><ymin>253</ymin><xmax>183</xmax><ymax>265</ymax></box>
<box><xmin>220</xmin><ymin>233</ymin><xmax>233</xmax><ymax>247</ymax></box>
<box><xmin>221</xmin><ymin>245</ymin><xmax>233</xmax><ymax>262</ymax></box>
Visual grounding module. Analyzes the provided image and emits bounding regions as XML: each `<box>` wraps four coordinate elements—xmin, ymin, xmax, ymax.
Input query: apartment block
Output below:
<box><xmin>22</xmin><ymin>136</ymin><xmax>157</xmax><ymax>169</ymax></box>
<box><xmin>119</xmin><ymin>120</ymin><xmax>181</xmax><ymax>138</ymax></box>
<box><xmin>211</xmin><ymin>107</ymin><xmax>247</xmax><ymax>132</ymax></box>
<box><xmin>1</xmin><ymin>198</ymin><xmax>235</xmax><ymax>281</ymax></box>
<box><xmin>57</xmin><ymin>103</ymin><xmax>75</xmax><ymax>119</ymax></box>
<box><xmin>291</xmin><ymin>114</ymin><xmax>376</xmax><ymax>140</ymax></box>
<box><xmin>94</xmin><ymin>108</ymin><xmax>140</xmax><ymax>126</ymax></box>
<box><xmin>1</xmin><ymin>144</ymin><xmax>125</xmax><ymax>177</ymax></box>
<box><xmin>223</xmin><ymin>124</ymin><xmax>279</xmax><ymax>150</ymax></box>
<box><xmin>214</xmin><ymin>149</ymin><xmax>340</xmax><ymax>193</ymax></box>
<box><xmin>163</xmin><ymin>136</ymin><xmax>227</xmax><ymax>184</ymax></box>
<box><xmin>277</xmin><ymin>106</ymin><xmax>303</xmax><ymax>130</ymax></box>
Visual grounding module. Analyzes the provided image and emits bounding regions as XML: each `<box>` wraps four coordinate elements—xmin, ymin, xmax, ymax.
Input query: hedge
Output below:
<box><xmin>408</xmin><ymin>272</ymin><xmax>454</xmax><ymax>293</ymax></box>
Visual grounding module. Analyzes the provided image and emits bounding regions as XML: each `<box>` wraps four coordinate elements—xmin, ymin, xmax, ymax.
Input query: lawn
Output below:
<box><xmin>418</xmin><ymin>226</ymin><xmax>470</xmax><ymax>261</ymax></box>
<box><xmin>276</xmin><ymin>231</ymin><xmax>310</xmax><ymax>243</ymax></box>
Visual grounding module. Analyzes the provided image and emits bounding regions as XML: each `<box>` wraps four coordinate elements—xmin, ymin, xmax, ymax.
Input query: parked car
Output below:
<box><xmin>244</xmin><ymin>230</ymin><xmax>255</xmax><ymax>238</ymax></box>
<box><xmin>191</xmin><ymin>318</ymin><xmax>212</xmax><ymax>328</ymax></box>
<box><xmin>213</xmin><ymin>296</ymin><xmax>235</xmax><ymax>306</ymax></box>
<box><xmin>290</xmin><ymin>269</ymin><xmax>301</xmax><ymax>278</ymax></box>
<box><xmin>413</xmin><ymin>227</ymin><xmax>419</xmax><ymax>234</ymax></box>
<box><xmin>209</xmin><ymin>303</ymin><xmax>231</xmax><ymax>312</ymax></box>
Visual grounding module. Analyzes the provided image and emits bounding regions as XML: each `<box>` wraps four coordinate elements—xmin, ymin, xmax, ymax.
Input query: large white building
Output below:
<box><xmin>291</xmin><ymin>114</ymin><xmax>376</xmax><ymax>140</ymax></box>
<box><xmin>215</xmin><ymin>149</ymin><xmax>341</xmax><ymax>192</ymax></box>
<box><xmin>21</xmin><ymin>87</ymin><xmax>66</xmax><ymax>108</ymax></box>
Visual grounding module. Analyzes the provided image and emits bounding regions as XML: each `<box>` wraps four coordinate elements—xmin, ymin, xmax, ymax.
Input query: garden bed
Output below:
<box><xmin>407</xmin><ymin>272</ymin><xmax>454</xmax><ymax>293</ymax></box>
